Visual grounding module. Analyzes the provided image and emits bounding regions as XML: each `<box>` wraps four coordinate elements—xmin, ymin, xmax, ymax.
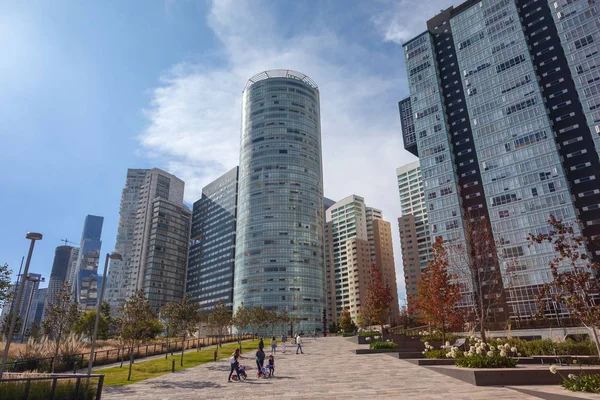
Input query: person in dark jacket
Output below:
<box><xmin>255</xmin><ymin>347</ymin><xmax>266</xmax><ymax>375</ymax></box>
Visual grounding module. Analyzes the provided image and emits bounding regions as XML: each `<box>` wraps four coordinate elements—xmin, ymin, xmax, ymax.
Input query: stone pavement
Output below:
<box><xmin>103</xmin><ymin>336</ymin><xmax>598</xmax><ymax>400</ymax></box>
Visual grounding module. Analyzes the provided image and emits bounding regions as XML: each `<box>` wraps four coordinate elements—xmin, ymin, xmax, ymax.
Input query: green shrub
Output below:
<box><xmin>419</xmin><ymin>332</ymin><xmax>458</xmax><ymax>343</ymax></box>
<box><xmin>370</xmin><ymin>341</ymin><xmax>398</xmax><ymax>349</ymax></box>
<box><xmin>359</xmin><ymin>331</ymin><xmax>380</xmax><ymax>337</ymax></box>
<box><xmin>488</xmin><ymin>338</ymin><xmax>597</xmax><ymax>357</ymax></box>
<box><xmin>424</xmin><ymin>349</ymin><xmax>448</xmax><ymax>359</ymax></box>
<box><xmin>455</xmin><ymin>354</ymin><xmax>517</xmax><ymax>368</ymax></box>
<box><xmin>562</xmin><ymin>374</ymin><xmax>600</xmax><ymax>393</ymax></box>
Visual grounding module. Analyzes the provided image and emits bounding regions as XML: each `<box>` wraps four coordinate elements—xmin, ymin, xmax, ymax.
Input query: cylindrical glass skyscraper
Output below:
<box><xmin>234</xmin><ymin>70</ymin><xmax>325</xmax><ymax>334</ymax></box>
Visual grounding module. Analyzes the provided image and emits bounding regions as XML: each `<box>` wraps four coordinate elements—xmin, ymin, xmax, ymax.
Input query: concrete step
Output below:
<box><xmin>397</xmin><ymin>352</ymin><xmax>425</xmax><ymax>359</ymax></box>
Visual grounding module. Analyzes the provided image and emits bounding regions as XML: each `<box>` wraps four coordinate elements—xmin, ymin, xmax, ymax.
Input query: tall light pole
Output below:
<box><xmin>87</xmin><ymin>252</ymin><xmax>121</xmax><ymax>376</ymax></box>
<box><xmin>20</xmin><ymin>275</ymin><xmax>45</xmax><ymax>343</ymax></box>
<box><xmin>0</xmin><ymin>232</ymin><xmax>42</xmax><ymax>380</ymax></box>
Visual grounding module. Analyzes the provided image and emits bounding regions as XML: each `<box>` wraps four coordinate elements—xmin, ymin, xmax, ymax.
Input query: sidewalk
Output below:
<box><xmin>102</xmin><ymin>336</ymin><xmax>599</xmax><ymax>399</ymax></box>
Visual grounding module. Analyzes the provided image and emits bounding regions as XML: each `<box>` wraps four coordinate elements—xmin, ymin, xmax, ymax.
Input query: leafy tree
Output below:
<box><xmin>338</xmin><ymin>308</ymin><xmax>353</xmax><ymax>332</ymax></box>
<box><xmin>361</xmin><ymin>265</ymin><xmax>394</xmax><ymax>335</ymax></box>
<box><xmin>416</xmin><ymin>236</ymin><xmax>463</xmax><ymax>344</ymax></box>
<box><xmin>528</xmin><ymin>215</ymin><xmax>600</xmax><ymax>355</ymax></box>
<box><xmin>42</xmin><ymin>283</ymin><xmax>80</xmax><ymax>372</ymax></box>
<box><xmin>232</xmin><ymin>305</ymin><xmax>252</xmax><ymax>338</ymax></box>
<box><xmin>249</xmin><ymin>306</ymin><xmax>270</xmax><ymax>334</ymax></box>
<box><xmin>266</xmin><ymin>310</ymin><xmax>280</xmax><ymax>336</ymax></box>
<box><xmin>116</xmin><ymin>290</ymin><xmax>160</xmax><ymax>380</ymax></box>
<box><xmin>0</xmin><ymin>263</ymin><xmax>12</xmax><ymax>308</ymax></box>
<box><xmin>206</xmin><ymin>300</ymin><xmax>232</xmax><ymax>356</ymax></box>
<box><xmin>74</xmin><ymin>309</ymin><xmax>109</xmax><ymax>341</ymax></box>
<box><xmin>0</xmin><ymin>312</ymin><xmax>22</xmax><ymax>341</ymax></box>
<box><xmin>277</xmin><ymin>310</ymin><xmax>290</xmax><ymax>335</ymax></box>
<box><xmin>160</xmin><ymin>295</ymin><xmax>203</xmax><ymax>366</ymax></box>
<box><xmin>447</xmin><ymin>214</ymin><xmax>506</xmax><ymax>342</ymax></box>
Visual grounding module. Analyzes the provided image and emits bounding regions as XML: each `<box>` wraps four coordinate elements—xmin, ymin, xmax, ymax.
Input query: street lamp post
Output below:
<box><xmin>20</xmin><ymin>275</ymin><xmax>45</xmax><ymax>343</ymax></box>
<box><xmin>87</xmin><ymin>252</ymin><xmax>121</xmax><ymax>376</ymax></box>
<box><xmin>0</xmin><ymin>232</ymin><xmax>42</xmax><ymax>380</ymax></box>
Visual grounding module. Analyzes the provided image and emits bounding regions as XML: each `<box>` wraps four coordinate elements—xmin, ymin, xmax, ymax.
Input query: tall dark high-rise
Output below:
<box><xmin>74</xmin><ymin>215</ymin><xmax>103</xmax><ymax>310</ymax></box>
<box><xmin>234</xmin><ymin>70</ymin><xmax>325</xmax><ymax>333</ymax></box>
<box><xmin>400</xmin><ymin>0</ymin><xmax>600</xmax><ymax>324</ymax></box>
<box><xmin>187</xmin><ymin>167</ymin><xmax>238</xmax><ymax>311</ymax></box>
<box><xmin>43</xmin><ymin>245</ymin><xmax>75</xmax><ymax>319</ymax></box>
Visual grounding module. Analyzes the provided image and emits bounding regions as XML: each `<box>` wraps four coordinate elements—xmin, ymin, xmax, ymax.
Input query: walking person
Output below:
<box><xmin>295</xmin><ymin>333</ymin><xmax>303</xmax><ymax>354</ymax></box>
<box><xmin>267</xmin><ymin>355</ymin><xmax>275</xmax><ymax>377</ymax></box>
<box><xmin>271</xmin><ymin>336</ymin><xmax>277</xmax><ymax>355</ymax></box>
<box><xmin>256</xmin><ymin>346</ymin><xmax>266</xmax><ymax>376</ymax></box>
<box><xmin>228</xmin><ymin>348</ymin><xmax>246</xmax><ymax>382</ymax></box>
<box><xmin>258</xmin><ymin>336</ymin><xmax>264</xmax><ymax>350</ymax></box>
<box><xmin>281</xmin><ymin>334</ymin><xmax>287</xmax><ymax>353</ymax></box>
<box><xmin>313</xmin><ymin>330</ymin><xmax>317</xmax><ymax>340</ymax></box>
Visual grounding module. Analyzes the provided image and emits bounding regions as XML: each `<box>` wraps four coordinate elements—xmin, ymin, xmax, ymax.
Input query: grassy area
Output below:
<box><xmin>97</xmin><ymin>339</ymin><xmax>260</xmax><ymax>386</ymax></box>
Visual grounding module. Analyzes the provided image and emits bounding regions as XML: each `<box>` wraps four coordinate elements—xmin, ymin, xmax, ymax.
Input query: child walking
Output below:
<box><xmin>267</xmin><ymin>355</ymin><xmax>275</xmax><ymax>377</ymax></box>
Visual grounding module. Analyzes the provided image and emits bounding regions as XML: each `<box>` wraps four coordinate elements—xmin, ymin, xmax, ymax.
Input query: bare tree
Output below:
<box><xmin>41</xmin><ymin>283</ymin><xmax>80</xmax><ymax>372</ymax></box>
<box><xmin>447</xmin><ymin>214</ymin><xmax>506</xmax><ymax>343</ymax></box>
<box><xmin>160</xmin><ymin>295</ymin><xmax>203</xmax><ymax>366</ymax></box>
<box><xmin>116</xmin><ymin>290</ymin><xmax>161</xmax><ymax>381</ymax></box>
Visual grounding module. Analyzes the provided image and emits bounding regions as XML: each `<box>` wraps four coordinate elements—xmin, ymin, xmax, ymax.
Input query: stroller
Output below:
<box><xmin>257</xmin><ymin>365</ymin><xmax>271</xmax><ymax>379</ymax></box>
<box><xmin>231</xmin><ymin>365</ymin><xmax>247</xmax><ymax>381</ymax></box>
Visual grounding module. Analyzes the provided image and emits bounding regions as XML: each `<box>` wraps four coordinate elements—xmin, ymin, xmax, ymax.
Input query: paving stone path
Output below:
<box><xmin>103</xmin><ymin>336</ymin><xmax>598</xmax><ymax>399</ymax></box>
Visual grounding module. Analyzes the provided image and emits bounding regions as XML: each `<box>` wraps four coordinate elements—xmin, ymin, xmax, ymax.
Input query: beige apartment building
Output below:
<box><xmin>324</xmin><ymin>195</ymin><xmax>400</xmax><ymax>327</ymax></box>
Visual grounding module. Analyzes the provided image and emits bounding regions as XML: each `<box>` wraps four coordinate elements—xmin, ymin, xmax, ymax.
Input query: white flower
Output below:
<box><xmin>518</xmin><ymin>353</ymin><xmax>522</xmax><ymax>357</ymax></box>
<box><xmin>365</xmin><ymin>337</ymin><xmax>371</xmax><ymax>341</ymax></box>
<box><xmin>422</xmin><ymin>351</ymin><xmax>426</xmax><ymax>354</ymax></box>
<box><xmin>500</xmin><ymin>350</ymin><xmax>507</xmax><ymax>357</ymax></box>
<box><xmin>504</xmin><ymin>344</ymin><xmax>511</xmax><ymax>350</ymax></box>
<box><xmin>568</xmin><ymin>374</ymin><xmax>576</xmax><ymax>380</ymax></box>
<box><xmin>424</xmin><ymin>341</ymin><xmax>430</xmax><ymax>346</ymax></box>
<box><xmin>487</xmin><ymin>351</ymin><xmax>494</xmax><ymax>357</ymax></box>
<box><xmin>445</xmin><ymin>341</ymin><xmax>450</xmax><ymax>346</ymax></box>
<box><xmin>510</xmin><ymin>347</ymin><xmax>517</xmax><ymax>353</ymax></box>
<box><xmin>489</xmin><ymin>345</ymin><xmax>495</xmax><ymax>351</ymax></box>
<box><xmin>476</xmin><ymin>348</ymin><xmax>483</xmax><ymax>355</ymax></box>
<box><xmin>446</xmin><ymin>352</ymin><xmax>453</xmax><ymax>358</ymax></box>
<box><xmin>452</xmin><ymin>346</ymin><xmax>459</xmax><ymax>352</ymax></box>
<box><xmin>469</xmin><ymin>346</ymin><xmax>475</xmax><ymax>352</ymax></box>
<box><xmin>549</xmin><ymin>364</ymin><xmax>558</xmax><ymax>374</ymax></box>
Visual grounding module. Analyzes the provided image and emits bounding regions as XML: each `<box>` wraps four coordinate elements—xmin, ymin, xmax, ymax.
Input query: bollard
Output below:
<box><xmin>172</xmin><ymin>359</ymin><xmax>175</xmax><ymax>373</ymax></box>
<box><xmin>213</xmin><ymin>349</ymin><xmax>217</xmax><ymax>362</ymax></box>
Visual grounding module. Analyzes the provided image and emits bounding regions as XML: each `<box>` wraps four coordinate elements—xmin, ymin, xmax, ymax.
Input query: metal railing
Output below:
<box><xmin>0</xmin><ymin>374</ymin><xmax>104</xmax><ymax>400</ymax></box>
<box><xmin>5</xmin><ymin>334</ymin><xmax>251</xmax><ymax>373</ymax></box>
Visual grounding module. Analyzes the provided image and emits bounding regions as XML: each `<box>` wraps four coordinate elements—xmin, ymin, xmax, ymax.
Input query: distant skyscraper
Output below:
<box><xmin>106</xmin><ymin>169</ymin><xmax>148</xmax><ymax>315</ymax></box>
<box><xmin>33</xmin><ymin>288</ymin><xmax>47</xmax><ymax>325</ymax></box>
<box><xmin>187</xmin><ymin>167</ymin><xmax>238</xmax><ymax>311</ymax></box>
<box><xmin>401</xmin><ymin>0</ymin><xmax>600</xmax><ymax>323</ymax></box>
<box><xmin>1</xmin><ymin>273</ymin><xmax>43</xmax><ymax>335</ymax></box>
<box><xmin>65</xmin><ymin>247</ymin><xmax>80</xmax><ymax>288</ymax></box>
<box><xmin>234</xmin><ymin>70</ymin><xmax>325</xmax><ymax>333</ymax></box>
<box><xmin>121</xmin><ymin>169</ymin><xmax>189</xmax><ymax>313</ymax></box>
<box><xmin>396</xmin><ymin>161</ymin><xmax>431</xmax><ymax>310</ymax></box>
<box><xmin>43</xmin><ymin>245</ymin><xmax>74</xmax><ymax>319</ymax></box>
<box><xmin>74</xmin><ymin>215</ymin><xmax>104</xmax><ymax>310</ymax></box>
<box><xmin>324</xmin><ymin>195</ymin><xmax>400</xmax><ymax>325</ymax></box>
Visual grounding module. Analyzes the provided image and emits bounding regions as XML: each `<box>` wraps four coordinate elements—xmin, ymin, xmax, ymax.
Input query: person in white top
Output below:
<box><xmin>281</xmin><ymin>335</ymin><xmax>287</xmax><ymax>353</ymax></box>
<box><xmin>295</xmin><ymin>334</ymin><xmax>303</xmax><ymax>354</ymax></box>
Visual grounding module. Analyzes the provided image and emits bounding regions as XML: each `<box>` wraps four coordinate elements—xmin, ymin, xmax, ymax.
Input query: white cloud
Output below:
<box><xmin>371</xmin><ymin>0</ymin><xmax>457</xmax><ymax>44</ymax></box>
<box><xmin>140</xmin><ymin>0</ymin><xmax>418</xmax><ymax>300</ymax></box>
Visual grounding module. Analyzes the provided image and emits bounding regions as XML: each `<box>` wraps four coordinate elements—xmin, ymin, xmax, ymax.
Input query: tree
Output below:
<box><xmin>416</xmin><ymin>236</ymin><xmax>463</xmax><ymax>344</ymax></box>
<box><xmin>446</xmin><ymin>214</ymin><xmax>506</xmax><ymax>343</ymax></box>
<box><xmin>206</xmin><ymin>300</ymin><xmax>232</xmax><ymax>356</ymax></box>
<box><xmin>0</xmin><ymin>263</ymin><xmax>12</xmax><ymax>308</ymax></box>
<box><xmin>338</xmin><ymin>308</ymin><xmax>353</xmax><ymax>332</ymax></box>
<box><xmin>29</xmin><ymin>322</ymin><xmax>42</xmax><ymax>341</ymax></box>
<box><xmin>74</xmin><ymin>309</ymin><xmax>109</xmax><ymax>341</ymax></box>
<box><xmin>277</xmin><ymin>310</ymin><xmax>290</xmax><ymax>335</ymax></box>
<box><xmin>0</xmin><ymin>312</ymin><xmax>22</xmax><ymax>341</ymax></box>
<box><xmin>361</xmin><ymin>265</ymin><xmax>394</xmax><ymax>334</ymax></box>
<box><xmin>266</xmin><ymin>310</ymin><xmax>280</xmax><ymax>336</ymax></box>
<box><xmin>160</xmin><ymin>296</ymin><xmax>203</xmax><ymax>366</ymax></box>
<box><xmin>116</xmin><ymin>290</ymin><xmax>160</xmax><ymax>380</ymax></box>
<box><xmin>528</xmin><ymin>215</ymin><xmax>600</xmax><ymax>355</ymax></box>
<box><xmin>42</xmin><ymin>283</ymin><xmax>80</xmax><ymax>372</ymax></box>
<box><xmin>249</xmin><ymin>306</ymin><xmax>270</xmax><ymax>334</ymax></box>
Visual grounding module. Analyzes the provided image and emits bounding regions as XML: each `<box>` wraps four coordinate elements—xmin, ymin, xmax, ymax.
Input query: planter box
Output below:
<box><xmin>355</xmin><ymin>348</ymin><xmax>399</xmax><ymax>354</ymax></box>
<box><xmin>427</xmin><ymin>365</ymin><xmax>600</xmax><ymax>386</ymax></box>
<box><xmin>407</xmin><ymin>357</ymin><xmax>539</xmax><ymax>366</ymax></box>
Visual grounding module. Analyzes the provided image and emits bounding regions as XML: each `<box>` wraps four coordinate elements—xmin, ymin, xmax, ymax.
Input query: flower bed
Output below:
<box><xmin>358</xmin><ymin>331</ymin><xmax>380</xmax><ymax>337</ymax></box>
<box><xmin>370</xmin><ymin>341</ymin><xmax>398</xmax><ymax>350</ymax></box>
<box><xmin>454</xmin><ymin>338</ymin><xmax>518</xmax><ymax>368</ymax></box>
<box><xmin>562</xmin><ymin>373</ymin><xmax>600</xmax><ymax>394</ymax></box>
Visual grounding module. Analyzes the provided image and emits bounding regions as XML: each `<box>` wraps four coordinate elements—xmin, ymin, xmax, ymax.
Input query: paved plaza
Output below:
<box><xmin>103</xmin><ymin>336</ymin><xmax>598</xmax><ymax>399</ymax></box>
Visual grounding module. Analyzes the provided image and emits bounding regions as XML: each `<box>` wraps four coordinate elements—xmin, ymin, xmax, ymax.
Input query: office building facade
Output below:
<box><xmin>43</xmin><ymin>245</ymin><xmax>74</xmax><ymax>319</ymax></box>
<box><xmin>324</xmin><ymin>195</ymin><xmax>400</xmax><ymax>326</ymax></box>
<box><xmin>33</xmin><ymin>288</ymin><xmax>47</xmax><ymax>325</ymax></box>
<box><xmin>396</xmin><ymin>161</ymin><xmax>432</xmax><ymax>310</ymax></box>
<box><xmin>401</xmin><ymin>0</ymin><xmax>600</xmax><ymax>323</ymax></box>
<box><xmin>234</xmin><ymin>70</ymin><xmax>325</xmax><ymax>333</ymax></box>
<box><xmin>187</xmin><ymin>167</ymin><xmax>238</xmax><ymax>311</ymax></box>
<box><xmin>74</xmin><ymin>215</ymin><xmax>103</xmax><ymax>310</ymax></box>
<box><xmin>1</xmin><ymin>273</ymin><xmax>43</xmax><ymax>335</ymax></box>
<box><xmin>105</xmin><ymin>168</ymin><xmax>149</xmax><ymax>315</ymax></box>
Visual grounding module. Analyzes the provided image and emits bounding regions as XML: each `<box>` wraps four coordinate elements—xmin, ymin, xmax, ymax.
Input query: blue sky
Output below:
<box><xmin>0</xmin><ymin>0</ymin><xmax>455</xmax><ymax>302</ymax></box>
